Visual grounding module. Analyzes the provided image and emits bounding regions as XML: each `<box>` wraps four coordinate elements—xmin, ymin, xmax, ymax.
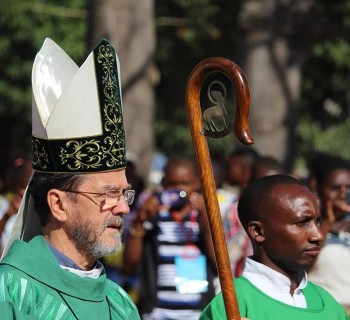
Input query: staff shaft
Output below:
<box><xmin>185</xmin><ymin>57</ymin><xmax>253</xmax><ymax>320</ymax></box>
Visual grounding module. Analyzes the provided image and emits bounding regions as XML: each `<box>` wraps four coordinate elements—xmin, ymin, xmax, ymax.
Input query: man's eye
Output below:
<box><xmin>296</xmin><ymin>220</ymin><xmax>309</xmax><ymax>226</ymax></box>
<box><xmin>107</xmin><ymin>191</ymin><xmax>121</xmax><ymax>198</ymax></box>
<box><xmin>316</xmin><ymin>218</ymin><xmax>321</xmax><ymax>227</ymax></box>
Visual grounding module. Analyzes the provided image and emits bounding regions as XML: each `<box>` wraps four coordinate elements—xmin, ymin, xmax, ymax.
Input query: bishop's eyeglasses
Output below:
<box><xmin>61</xmin><ymin>189</ymin><xmax>135</xmax><ymax>207</ymax></box>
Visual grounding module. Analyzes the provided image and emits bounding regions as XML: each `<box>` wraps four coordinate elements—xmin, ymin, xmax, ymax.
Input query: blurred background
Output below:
<box><xmin>0</xmin><ymin>0</ymin><xmax>350</xmax><ymax>185</ymax></box>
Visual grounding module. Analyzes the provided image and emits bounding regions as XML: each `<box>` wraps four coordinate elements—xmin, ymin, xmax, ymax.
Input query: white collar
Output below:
<box><xmin>242</xmin><ymin>257</ymin><xmax>308</xmax><ymax>308</ymax></box>
<box><xmin>60</xmin><ymin>260</ymin><xmax>104</xmax><ymax>279</ymax></box>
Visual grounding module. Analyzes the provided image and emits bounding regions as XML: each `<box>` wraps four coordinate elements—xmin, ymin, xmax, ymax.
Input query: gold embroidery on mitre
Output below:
<box><xmin>56</xmin><ymin>41</ymin><xmax>125</xmax><ymax>171</ymax></box>
<box><xmin>32</xmin><ymin>138</ymin><xmax>49</xmax><ymax>170</ymax></box>
<box><xmin>97</xmin><ymin>43</ymin><xmax>126</xmax><ymax>168</ymax></box>
<box><xmin>59</xmin><ymin>139</ymin><xmax>103</xmax><ymax>171</ymax></box>
<box><xmin>31</xmin><ymin>39</ymin><xmax>126</xmax><ymax>173</ymax></box>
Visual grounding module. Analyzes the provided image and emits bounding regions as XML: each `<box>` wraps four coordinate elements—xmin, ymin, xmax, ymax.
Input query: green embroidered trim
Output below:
<box><xmin>2</xmin><ymin>272</ymin><xmax>75</xmax><ymax>319</ymax></box>
<box><xmin>32</xmin><ymin>39</ymin><xmax>126</xmax><ymax>173</ymax></box>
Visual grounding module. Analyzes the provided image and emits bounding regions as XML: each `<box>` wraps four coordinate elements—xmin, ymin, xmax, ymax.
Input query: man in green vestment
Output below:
<box><xmin>200</xmin><ymin>174</ymin><xmax>349</xmax><ymax>320</ymax></box>
<box><xmin>0</xmin><ymin>38</ymin><xmax>141</xmax><ymax>320</ymax></box>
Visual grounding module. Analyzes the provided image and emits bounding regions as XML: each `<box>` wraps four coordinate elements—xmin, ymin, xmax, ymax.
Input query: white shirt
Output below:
<box><xmin>61</xmin><ymin>262</ymin><xmax>104</xmax><ymax>279</ymax></box>
<box><xmin>242</xmin><ymin>258</ymin><xmax>307</xmax><ymax>308</ymax></box>
<box><xmin>308</xmin><ymin>232</ymin><xmax>350</xmax><ymax>306</ymax></box>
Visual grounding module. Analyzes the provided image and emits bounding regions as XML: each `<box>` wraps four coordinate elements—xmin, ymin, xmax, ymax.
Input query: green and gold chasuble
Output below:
<box><xmin>200</xmin><ymin>277</ymin><xmax>349</xmax><ymax>320</ymax></box>
<box><xmin>0</xmin><ymin>236</ymin><xmax>140</xmax><ymax>320</ymax></box>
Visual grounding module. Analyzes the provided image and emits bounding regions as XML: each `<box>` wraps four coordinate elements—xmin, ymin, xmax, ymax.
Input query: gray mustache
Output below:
<box><xmin>103</xmin><ymin>216</ymin><xmax>124</xmax><ymax>228</ymax></box>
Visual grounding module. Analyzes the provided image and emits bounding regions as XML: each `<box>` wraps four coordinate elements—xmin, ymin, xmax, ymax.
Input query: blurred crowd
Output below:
<box><xmin>1</xmin><ymin>147</ymin><xmax>350</xmax><ymax>317</ymax></box>
<box><xmin>0</xmin><ymin>155</ymin><xmax>32</xmax><ymax>255</ymax></box>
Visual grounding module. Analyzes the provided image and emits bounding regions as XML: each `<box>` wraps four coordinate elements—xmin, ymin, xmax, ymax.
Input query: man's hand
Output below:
<box><xmin>133</xmin><ymin>195</ymin><xmax>159</xmax><ymax>225</ymax></box>
<box><xmin>189</xmin><ymin>191</ymin><xmax>206</xmax><ymax>213</ymax></box>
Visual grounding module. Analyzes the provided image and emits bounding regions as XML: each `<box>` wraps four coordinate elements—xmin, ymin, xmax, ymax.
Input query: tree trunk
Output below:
<box><xmin>88</xmin><ymin>0</ymin><xmax>156</xmax><ymax>181</ymax></box>
<box><xmin>240</xmin><ymin>0</ymin><xmax>302</xmax><ymax>171</ymax></box>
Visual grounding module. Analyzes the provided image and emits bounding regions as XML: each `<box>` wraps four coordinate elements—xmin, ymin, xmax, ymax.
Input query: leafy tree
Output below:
<box><xmin>154</xmin><ymin>0</ymin><xmax>244</xmax><ymax>158</ymax></box>
<box><xmin>297</xmin><ymin>0</ymin><xmax>350</xmax><ymax>161</ymax></box>
<box><xmin>0</xmin><ymin>0</ymin><xmax>87</xmax><ymax>171</ymax></box>
<box><xmin>1</xmin><ymin>0</ymin><xmax>350</xmax><ymax>177</ymax></box>
<box><xmin>155</xmin><ymin>0</ymin><xmax>350</xmax><ymax>172</ymax></box>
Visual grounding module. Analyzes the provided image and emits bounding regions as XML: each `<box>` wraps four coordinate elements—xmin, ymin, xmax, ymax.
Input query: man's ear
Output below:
<box><xmin>247</xmin><ymin>221</ymin><xmax>265</xmax><ymax>243</ymax></box>
<box><xmin>47</xmin><ymin>189</ymin><xmax>68</xmax><ymax>222</ymax></box>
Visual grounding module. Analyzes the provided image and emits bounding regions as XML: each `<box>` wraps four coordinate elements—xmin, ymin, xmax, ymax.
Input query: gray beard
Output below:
<box><xmin>68</xmin><ymin>214</ymin><xmax>123</xmax><ymax>260</ymax></box>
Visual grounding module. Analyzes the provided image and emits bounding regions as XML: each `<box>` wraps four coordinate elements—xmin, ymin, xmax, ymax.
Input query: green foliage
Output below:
<box><xmin>1</xmin><ymin>0</ymin><xmax>350</xmax><ymax>172</ymax></box>
<box><xmin>297</xmin><ymin>0</ymin><xmax>350</xmax><ymax>160</ymax></box>
<box><xmin>297</xmin><ymin>115</ymin><xmax>350</xmax><ymax>159</ymax></box>
<box><xmin>0</xmin><ymin>0</ymin><xmax>87</xmax><ymax>160</ymax></box>
<box><xmin>155</xmin><ymin>0</ymin><xmax>243</xmax><ymax>157</ymax></box>
<box><xmin>314</xmin><ymin>38</ymin><xmax>350</xmax><ymax>69</ymax></box>
<box><xmin>154</xmin><ymin>0</ymin><xmax>350</xmax><ymax>165</ymax></box>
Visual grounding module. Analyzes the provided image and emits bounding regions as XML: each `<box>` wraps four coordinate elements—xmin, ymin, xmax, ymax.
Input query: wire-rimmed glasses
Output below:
<box><xmin>61</xmin><ymin>189</ymin><xmax>135</xmax><ymax>207</ymax></box>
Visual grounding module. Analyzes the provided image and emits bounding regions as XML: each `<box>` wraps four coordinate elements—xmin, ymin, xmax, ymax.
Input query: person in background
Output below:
<box><xmin>223</xmin><ymin>146</ymin><xmax>259</xmax><ymax>198</ymax></box>
<box><xmin>212</xmin><ymin>158</ymin><xmax>237</xmax><ymax>213</ymax></box>
<box><xmin>307</xmin><ymin>154</ymin><xmax>350</xmax><ymax>315</ymax></box>
<box><xmin>123</xmin><ymin>155</ymin><xmax>217</xmax><ymax>320</ymax></box>
<box><xmin>217</xmin><ymin>147</ymin><xmax>259</xmax><ymax>277</ymax></box>
<box><xmin>0</xmin><ymin>38</ymin><xmax>140</xmax><ymax>319</ymax></box>
<box><xmin>303</xmin><ymin>152</ymin><xmax>333</xmax><ymax>197</ymax></box>
<box><xmin>200</xmin><ymin>174</ymin><xmax>348</xmax><ymax>319</ymax></box>
<box><xmin>210</xmin><ymin>158</ymin><xmax>239</xmax><ymax>292</ymax></box>
<box><xmin>250</xmin><ymin>155</ymin><xmax>284</xmax><ymax>181</ymax></box>
<box><xmin>0</xmin><ymin>156</ymin><xmax>32</xmax><ymax>253</ymax></box>
<box><xmin>211</xmin><ymin>156</ymin><xmax>250</xmax><ymax>279</ymax></box>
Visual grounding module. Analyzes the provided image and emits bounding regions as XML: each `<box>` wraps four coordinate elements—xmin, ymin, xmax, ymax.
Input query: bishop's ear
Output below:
<box><xmin>47</xmin><ymin>189</ymin><xmax>68</xmax><ymax>222</ymax></box>
<box><xmin>247</xmin><ymin>221</ymin><xmax>265</xmax><ymax>243</ymax></box>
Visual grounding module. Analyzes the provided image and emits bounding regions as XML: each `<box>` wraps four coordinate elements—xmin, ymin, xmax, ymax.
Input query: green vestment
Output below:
<box><xmin>0</xmin><ymin>236</ymin><xmax>140</xmax><ymax>320</ymax></box>
<box><xmin>200</xmin><ymin>277</ymin><xmax>349</xmax><ymax>320</ymax></box>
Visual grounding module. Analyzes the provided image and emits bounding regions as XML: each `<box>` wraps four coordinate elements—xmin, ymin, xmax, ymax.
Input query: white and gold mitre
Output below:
<box><xmin>31</xmin><ymin>38</ymin><xmax>126</xmax><ymax>173</ymax></box>
<box><xmin>0</xmin><ymin>39</ymin><xmax>127</xmax><ymax>258</ymax></box>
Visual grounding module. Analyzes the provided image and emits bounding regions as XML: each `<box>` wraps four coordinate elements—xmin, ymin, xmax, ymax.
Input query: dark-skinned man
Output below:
<box><xmin>200</xmin><ymin>174</ymin><xmax>348</xmax><ymax>319</ymax></box>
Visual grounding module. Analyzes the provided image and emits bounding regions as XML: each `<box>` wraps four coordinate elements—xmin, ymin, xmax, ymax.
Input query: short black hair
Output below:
<box><xmin>251</xmin><ymin>156</ymin><xmax>284</xmax><ymax>181</ymax></box>
<box><xmin>308</xmin><ymin>153</ymin><xmax>350</xmax><ymax>186</ymax></box>
<box><xmin>163</xmin><ymin>156</ymin><xmax>198</xmax><ymax>176</ymax></box>
<box><xmin>237</xmin><ymin>174</ymin><xmax>305</xmax><ymax>231</ymax></box>
<box><xmin>227</xmin><ymin>146</ymin><xmax>259</xmax><ymax>162</ymax></box>
<box><xmin>28</xmin><ymin>172</ymin><xmax>86</xmax><ymax>226</ymax></box>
